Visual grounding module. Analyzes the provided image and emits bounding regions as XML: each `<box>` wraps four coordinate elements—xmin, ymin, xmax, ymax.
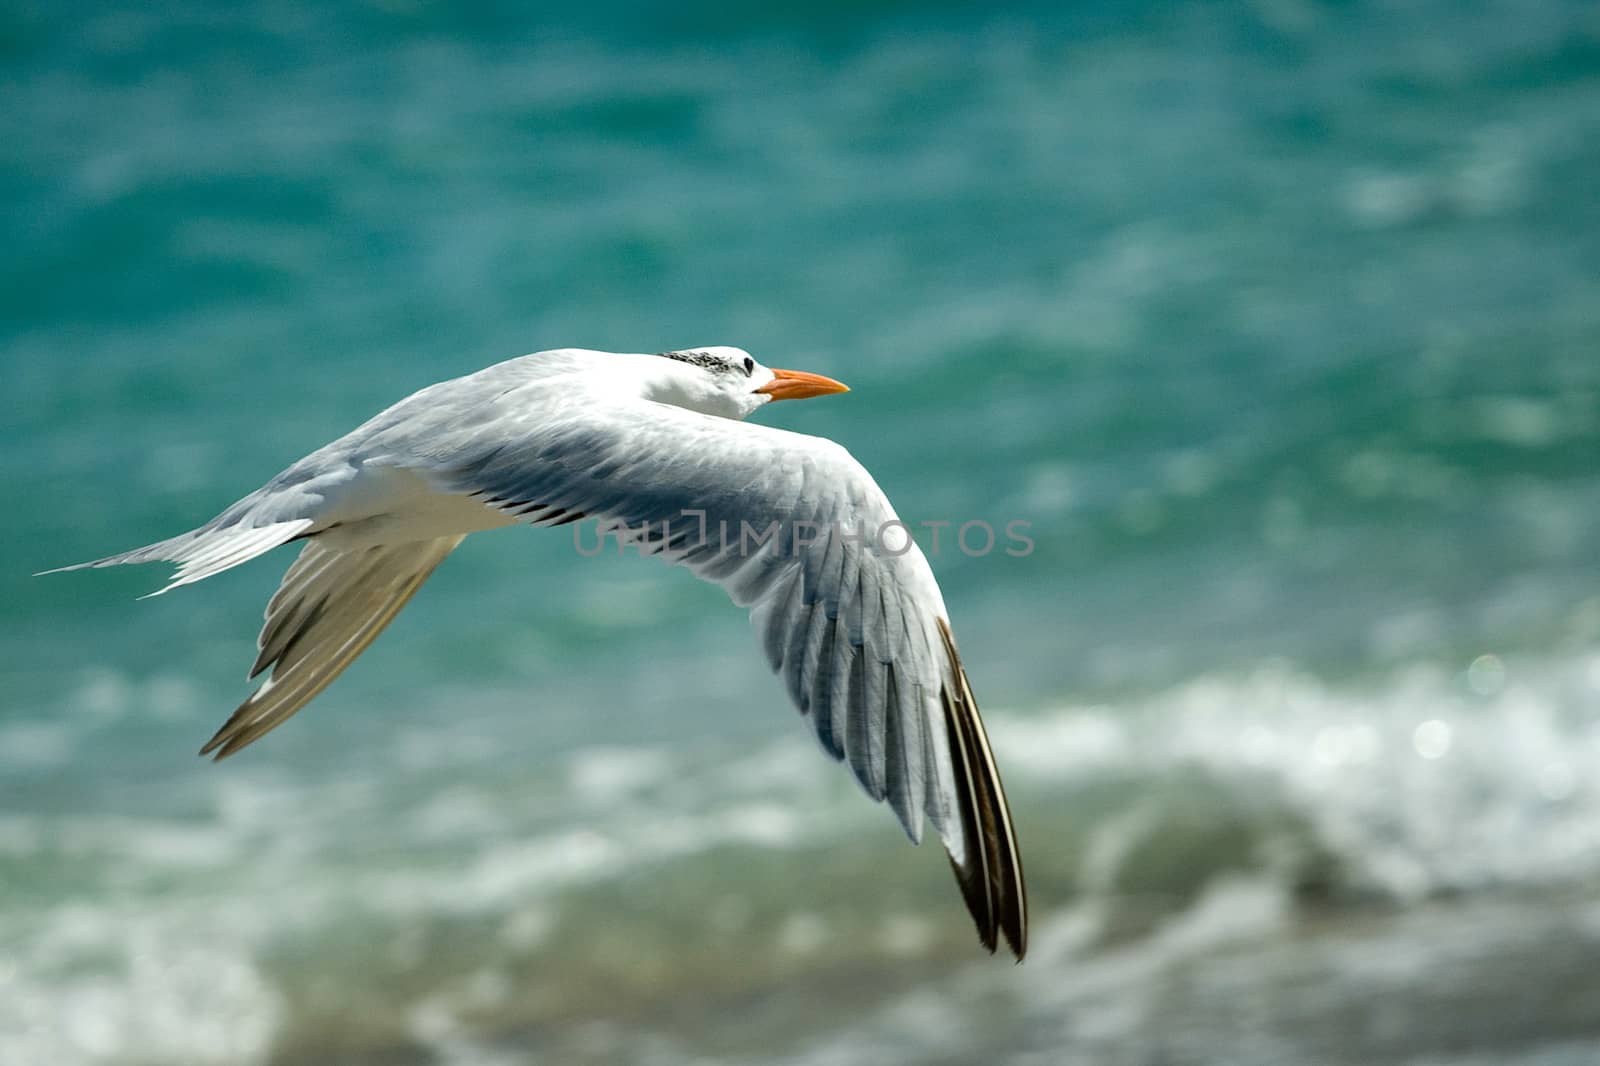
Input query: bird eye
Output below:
<box><xmin>742</xmin><ymin>357</ymin><xmax>755</xmax><ymax>375</ymax></box>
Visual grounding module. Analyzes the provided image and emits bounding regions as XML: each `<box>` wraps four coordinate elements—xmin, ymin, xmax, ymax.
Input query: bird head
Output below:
<box><xmin>654</xmin><ymin>347</ymin><xmax>849</xmax><ymax>420</ymax></box>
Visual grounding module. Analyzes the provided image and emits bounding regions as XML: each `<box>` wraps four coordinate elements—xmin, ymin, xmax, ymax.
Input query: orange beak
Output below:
<box><xmin>756</xmin><ymin>368</ymin><xmax>850</xmax><ymax>402</ymax></box>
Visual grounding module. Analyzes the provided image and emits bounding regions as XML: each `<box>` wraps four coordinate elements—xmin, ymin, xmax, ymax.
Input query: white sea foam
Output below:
<box><xmin>9</xmin><ymin>649</ymin><xmax>1600</xmax><ymax>1063</ymax></box>
<box><xmin>0</xmin><ymin>902</ymin><xmax>280</xmax><ymax>1066</ymax></box>
<box><xmin>994</xmin><ymin>652</ymin><xmax>1600</xmax><ymax>900</ymax></box>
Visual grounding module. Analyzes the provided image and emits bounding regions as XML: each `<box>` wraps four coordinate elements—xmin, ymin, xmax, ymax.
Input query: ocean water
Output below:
<box><xmin>4</xmin><ymin>0</ymin><xmax>1600</xmax><ymax>1062</ymax></box>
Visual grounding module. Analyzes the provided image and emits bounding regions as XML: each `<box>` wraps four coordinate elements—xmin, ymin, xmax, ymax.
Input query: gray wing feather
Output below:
<box><xmin>199</xmin><ymin>535</ymin><xmax>463</xmax><ymax>759</ymax></box>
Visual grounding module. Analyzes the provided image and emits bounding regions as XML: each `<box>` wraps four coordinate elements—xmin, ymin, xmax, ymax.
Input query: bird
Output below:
<box><xmin>45</xmin><ymin>346</ymin><xmax>1027</xmax><ymax>959</ymax></box>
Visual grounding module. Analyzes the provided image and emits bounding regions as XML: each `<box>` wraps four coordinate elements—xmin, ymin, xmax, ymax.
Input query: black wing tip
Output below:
<box><xmin>1003</xmin><ymin>902</ymin><xmax>1028</xmax><ymax>961</ymax></box>
<box><xmin>949</xmin><ymin>855</ymin><xmax>1029</xmax><ymax>961</ymax></box>
<box><xmin>936</xmin><ymin>617</ymin><xmax>1029</xmax><ymax>963</ymax></box>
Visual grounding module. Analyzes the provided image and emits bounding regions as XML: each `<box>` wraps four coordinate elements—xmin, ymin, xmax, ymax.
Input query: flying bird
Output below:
<box><xmin>47</xmin><ymin>347</ymin><xmax>1027</xmax><ymax>958</ymax></box>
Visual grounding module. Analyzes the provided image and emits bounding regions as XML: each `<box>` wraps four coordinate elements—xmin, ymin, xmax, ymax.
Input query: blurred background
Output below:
<box><xmin>4</xmin><ymin>0</ymin><xmax>1600</xmax><ymax>1062</ymax></box>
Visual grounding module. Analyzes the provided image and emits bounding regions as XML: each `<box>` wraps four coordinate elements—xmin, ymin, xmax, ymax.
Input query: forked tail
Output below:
<box><xmin>37</xmin><ymin>519</ymin><xmax>315</xmax><ymax>597</ymax></box>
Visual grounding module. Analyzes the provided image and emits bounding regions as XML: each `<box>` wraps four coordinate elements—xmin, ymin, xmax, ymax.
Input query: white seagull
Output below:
<box><xmin>48</xmin><ymin>346</ymin><xmax>1026</xmax><ymax>958</ymax></box>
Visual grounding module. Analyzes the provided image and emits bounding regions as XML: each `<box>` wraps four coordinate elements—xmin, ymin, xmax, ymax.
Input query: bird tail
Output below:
<box><xmin>36</xmin><ymin>518</ymin><xmax>315</xmax><ymax>597</ymax></box>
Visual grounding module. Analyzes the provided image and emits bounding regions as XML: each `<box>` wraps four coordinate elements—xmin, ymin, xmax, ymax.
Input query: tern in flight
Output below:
<box><xmin>48</xmin><ymin>347</ymin><xmax>1026</xmax><ymax>958</ymax></box>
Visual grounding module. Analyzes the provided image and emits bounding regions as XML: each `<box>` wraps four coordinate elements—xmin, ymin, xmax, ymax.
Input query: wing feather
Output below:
<box><xmin>200</xmin><ymin>536</ymin><xmax>462</xmax><ymax>759</ymax></box>
<box><xmin>937</xmin><ymin>618</ymin><xmax>1027</xmax><ymax>957</ymax></box>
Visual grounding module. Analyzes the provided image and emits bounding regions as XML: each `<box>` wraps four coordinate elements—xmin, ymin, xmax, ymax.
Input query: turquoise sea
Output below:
<box><xmin>4</xmin><ymin>1</ymin><xmax>1600</xmax><ymax>1062</ymax></box>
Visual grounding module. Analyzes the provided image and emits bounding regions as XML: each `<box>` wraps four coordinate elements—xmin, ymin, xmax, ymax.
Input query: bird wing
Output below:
<box><xmin>199</xmin><ymin>535</ymin><xmax>464</xmax><ymax>759</ymax></box>
<box><xmin>414</xmin><ymin>398</ymin><xmax>1026</xmax><ymax>957</ymax></box>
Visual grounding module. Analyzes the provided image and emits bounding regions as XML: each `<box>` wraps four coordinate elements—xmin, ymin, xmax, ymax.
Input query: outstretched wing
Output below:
<box><xmin>413</xmin><ymin>399</ymin><xmax>1026</xmax><ymax>957</ymax></box>
<box><xmin>199</xmin><ymin>535</ymin><xmax>464</xmax><ymax>759</ymax></box>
